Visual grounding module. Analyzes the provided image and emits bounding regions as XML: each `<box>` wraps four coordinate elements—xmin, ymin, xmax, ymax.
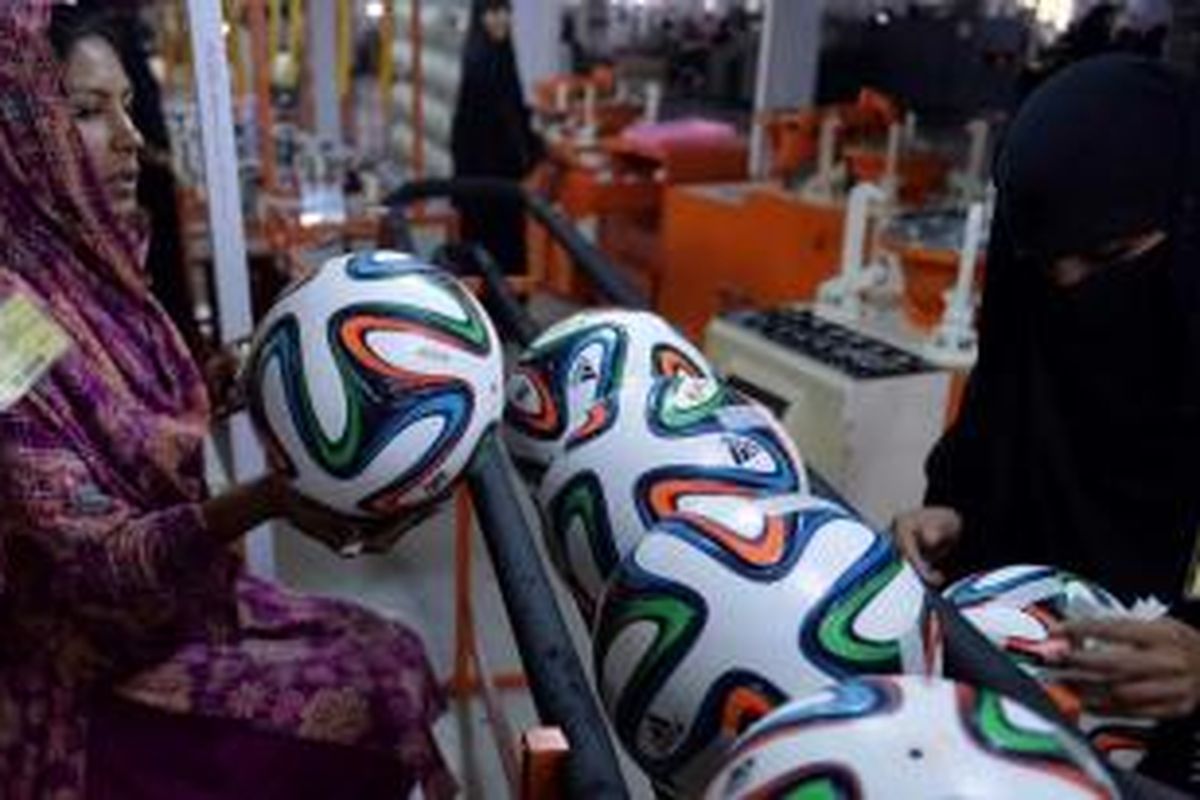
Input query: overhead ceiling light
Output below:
<box><xmin>366</xmin><ymin>1</ymin><xmax>385</xmax><ymax>20</ymax></box>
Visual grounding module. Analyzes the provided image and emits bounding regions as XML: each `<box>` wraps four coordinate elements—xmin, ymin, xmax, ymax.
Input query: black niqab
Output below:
<box><xmin>926</xmin><ymin>56</ymin><xmax>1200</xmax><ymax>607</ymax></box>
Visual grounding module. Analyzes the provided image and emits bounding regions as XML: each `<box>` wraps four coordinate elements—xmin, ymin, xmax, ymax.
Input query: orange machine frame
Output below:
<box><xmin>658</xmin><ymin>183</ymin><xmax>845</xmax><ymax>340</ymax></box>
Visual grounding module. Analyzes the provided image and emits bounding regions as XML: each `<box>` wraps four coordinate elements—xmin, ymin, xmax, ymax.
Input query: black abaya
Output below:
<box><xmin>451</xmin><ymin>0</ymin><xmax>543</xmax><ymax>273</ymax></box>
<box><xmin>923</xmin><ymin>55</ymin><xmax>1200</xmax><ymax>789</ymax></box>
<box><xmin>926</xmin><ymin>56</ymin><xmax>1198</xmax><ymax>603</ymax></box>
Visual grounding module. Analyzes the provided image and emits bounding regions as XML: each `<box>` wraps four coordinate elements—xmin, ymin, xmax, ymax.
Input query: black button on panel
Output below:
<box><xmin>723</xmin><ymin>309</ymin><xmax>933</xmax><ymax>379</ymax></box>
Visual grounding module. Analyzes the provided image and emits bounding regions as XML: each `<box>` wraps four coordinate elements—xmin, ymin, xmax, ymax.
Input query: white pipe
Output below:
<box><xmin>184</xmin><ymin>0</ymin><xmax>274</xmax><ymax>576</ymax></box>
<box><xmin>816</xmin><ymin>181</ymin><xmax>886</xmax><ymax>322</ymax></box>
<box><xmin>965</xmin><ymin>119</ymin><xmax>989</xmax><ymax>187</ymax></box>
<box><xmin>924</xmin><ymin>201</ymin><xmax>985</xmax><ymax>367</ymax></box>
<box><xmin>953</xmin><ymin>202</ymin><xmax>985</xmax><ymax>304</ymax></box>
<box><xmin>817</xmin><ymin>116</ymin><xmax>840</xmax><ymax>186</ymax></box>
<box><xmin>644</xmin><ymin>81</ymin><xmax>662</xmax><ymax>124</ymax></box>
<box><xmin>903</xmin><ymin>111</ymin><xmax>918</xmax><ymax>147</ymax></box>
<box><xmin>842</xmin><ymin>182</ymin><xmax>888</xmax><ymax>280</ymax></box>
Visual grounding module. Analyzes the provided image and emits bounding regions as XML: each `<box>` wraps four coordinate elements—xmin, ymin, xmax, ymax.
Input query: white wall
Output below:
<box><xmin>514</xmin><ymin>0</ymin><xmax>564</xmax><ymax>90</ymax></box>
<box><xmin>751</xmin><ymin>0</ymin><xmax>825</xmax><ymax>175</ymax></box>
<box><xmin>755</xmin><ymin>0</ymin><xmax>824</xmax><ymax>109</ymax></box>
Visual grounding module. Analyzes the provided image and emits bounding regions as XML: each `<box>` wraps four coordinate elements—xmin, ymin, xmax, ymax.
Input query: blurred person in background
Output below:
<box><xmin>451</xmin><ymin>0</ymin><xmax>544</xmax><ymax>273</ymax></box>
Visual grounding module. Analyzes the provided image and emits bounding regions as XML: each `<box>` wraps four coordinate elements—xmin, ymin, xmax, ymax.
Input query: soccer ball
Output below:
<box><xmin>703</xmin><ymin>676</ymin><xmax>1118</xmax><ymax>799</ymax></box>
<box><xmin>593</xmin><ymin>494</ymin><xmax>939</xmax><ymax>796</ymax></box>
<box><xmin>504</xmin><ymin>308</ymin><xmax>715</xmax><ymax>477</ymax></box>
<box><xmin>245</xmin><ymin>250</ymin><xmax>503</xmax><ymax>519</ymax></box>
<box><xmin>945</xmin><ymin>564</ymin><xmax>1154</xmax><ymax>768</ymax></box>
<box><xmin>537</xmin><ymin>376</ymin><xmax>806</xmax><ymax>619</ymax></box>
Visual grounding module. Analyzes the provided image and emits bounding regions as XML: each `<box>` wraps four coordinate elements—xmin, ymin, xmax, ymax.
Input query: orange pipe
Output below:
<box><xmin>225</xmin><ymin>0</ymin><xmax>247</xmax><ymax>101</ymax></box>
<box><xmin>247</xmin><ymin>0</ymin><xmax>277</xmax><ymax>192</ymax></box>
<box><xmin>379</xmin><ymin>0</ymin><xmax>396</xmax><ymax>133</ymax></box>
<box><xmin>521</xmin><ymin>728</ymin><xmax>569</xmax><ymax>800</ymax></box>
<box><xmin>162</xmin><ymin>6</ymin><xmax>181</xmax><ymax>98</ymax></box>
<box><xmin>471</xmin><ymin>632</ymin><xmax>523</xmax><ymax>794</ymax></box>
<box><xmin>446</xmin><ymin>671</ymin><xmax>529</xmax><ymax>696</ymax></box>
<box><xmin>410</xmin><ymin>0</ymin><xmax>425</xmax><ymax>177</ymax></box>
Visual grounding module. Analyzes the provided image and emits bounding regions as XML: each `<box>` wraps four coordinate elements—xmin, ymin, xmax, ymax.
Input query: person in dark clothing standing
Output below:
<box><xmin>451</xmin><ymin>0</ymin><xmax>543</xmax><ymax>273</ymax></box>
<box><xmin>893</xmin><ymin>57</ymin><xmax>1200</xmax><ymax>791</ymax></box>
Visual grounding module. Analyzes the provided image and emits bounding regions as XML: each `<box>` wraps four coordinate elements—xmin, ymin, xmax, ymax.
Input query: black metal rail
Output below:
<box><xmin>382</xmin><ymin>177</ymin><xmax>648</xmax><ymax>311</ymax></box>
<box><xmin>467</xmin><ymin>434</ymin><xmax>629</xmax><ymax>799</ymax></box>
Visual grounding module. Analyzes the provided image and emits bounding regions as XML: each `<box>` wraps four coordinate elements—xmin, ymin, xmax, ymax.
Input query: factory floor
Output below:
<box><xmin>206</xmin><ymin>448</ymin><xmax>652</xmax><ymax>800</ymax></box>
<box><xmin>272</xmin><ymin>489</ymin><xmax>653</xmax><ymax>800</ymax></box>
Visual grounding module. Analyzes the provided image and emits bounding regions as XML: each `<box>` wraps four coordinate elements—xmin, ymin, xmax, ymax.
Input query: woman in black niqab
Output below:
<box><xmin>896</xmin><ymin>55</ymin><xmax>1200</xmax><ymax>790</ymax></box>
<box><xmin>451</xmin><ymin>0</ymin><xmax>543</xmax><ymax>273</ymax></box>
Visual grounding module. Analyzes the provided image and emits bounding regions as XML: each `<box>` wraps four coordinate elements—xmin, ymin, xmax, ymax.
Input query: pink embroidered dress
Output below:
<box><xmin>0</xmin><ymin>7</ymin><xmax>453</xmax><ymax>798</ymax></box>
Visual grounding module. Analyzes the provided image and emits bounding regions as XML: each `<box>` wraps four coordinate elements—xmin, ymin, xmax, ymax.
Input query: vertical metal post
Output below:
<box><xmin>410</xmin><ymin>0</ymin><xmax>425</xmax><ymax>178</ymax></box>
<box><xmin>184</xmin><ymin>0</ymin><xmax>275</xmax><ymax>575</ymax></box>
<box><xmin>307</xmin><ymin>0</ymin><xmax>342</xmax><ymax>142</ymax></box>
<box><xmin>248</xmin><ymin>0</ymin><xmax>277</xmax><ymax>192</ymax></box>
<box><xmin>751</xmin><ymin>0</ymin><xmax>825</xmax><ymax>178</ymax></box>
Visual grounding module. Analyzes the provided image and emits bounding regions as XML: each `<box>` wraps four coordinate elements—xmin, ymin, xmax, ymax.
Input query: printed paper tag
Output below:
<box><xmin>0</xmin><ymin>292</ymin><xmax>70</xmax><ymax>411</ymax></box>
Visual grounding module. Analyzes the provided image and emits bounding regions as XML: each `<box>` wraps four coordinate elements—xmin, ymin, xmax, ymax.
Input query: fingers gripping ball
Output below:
<box><xmin>245</xmin><ymin>250</ymin><xmax>504</xmax><ymax>520</ymax></box>
<box><xmin>703</xmin><ymin>676</ymin><xmax>1119</xmax><ymax>800</ymax></box>
<box><xmin>945</xmin><ymin>564</ymin><xmax>1155</xmax><ymax>768</ymax></box>
<box><xmin>537</xmin><ymin>376</ymin><xmax>807</xmax><ymax>619</ymax></box>
<box><xmin>504</xmin><ymin>308</ymin><xmax>716</xmax><ymax>477</ymax></box>
<box><xmin>594</xmin><ymin>494</ymin><xmax>941</xmax><ymax>796</ymax></box>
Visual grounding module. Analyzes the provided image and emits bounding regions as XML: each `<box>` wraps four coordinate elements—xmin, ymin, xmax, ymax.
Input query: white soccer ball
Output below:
<box><xmin>245</xmin><ymin>250</ymin><xmax>503</xmax><ymax>519</ymax></box>
<box><xmin>537</xmin><ymin>376</ymin><xmax>806</xmax><ymax>619</ymax></box>
<box><xmin>703</xmin><ymin>676</ymin><xmax>1118</xmax><ymax>800</ymax></box>
<box><xmin>945</xmin><ymin>564</ymin><xmax>1155</xmax><ymax>769</ymax></box>
<box><xmin>504</xmin><ymin>308</ymin><xmax>716</xmax><ymax>477</ymax></box>
<box><xmin>594</xmin><ymin>494</ymin><xmax>940</xmax><ymax>796</ymax></box>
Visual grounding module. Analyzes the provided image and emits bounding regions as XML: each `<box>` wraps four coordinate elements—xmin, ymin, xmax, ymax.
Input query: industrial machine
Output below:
<box><xmin>704</xmin><ymin>181</ymin><xmax>989</xmax><ymax>528</ymax></box>
<box><xmin>705</xmin><ymin>305</ymin><xmax>950</xmax><ymax>528</ymax></box>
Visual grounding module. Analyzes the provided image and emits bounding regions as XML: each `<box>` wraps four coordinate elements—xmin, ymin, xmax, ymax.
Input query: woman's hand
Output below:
<box><xmin>890</xmin><ymin>506</ymin><xmax>963</xmax><ymax>586</ymax></box>
<box><xmin>203</xmin><ymin>339</ymin><xmax>251</xmax><ymax>419</ymax></box>
<box><xmin>1061</xmin><ymin>617</ymin><xmax>1200</xmax><ymax>720</ymax></box>
<box><xmin>272</xmin><ymin>478</ymin><xmax>419</xmax><ymax>557</ymax></box>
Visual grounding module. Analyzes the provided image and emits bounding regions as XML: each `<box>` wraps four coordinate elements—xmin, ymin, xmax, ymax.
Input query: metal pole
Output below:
<box><xmin>410</xmin><ymin>0</ymin><xmax>425</xmax><ymax>177</ymax></box>
<box><xmin>307</xmin><ymin>0</ymin><xmax>341</xmax><ymax>142</ymax></box>
<box><xmin>467</xmin><ymin>434</ymin><xmax>629</xmax><ymax>799</ymax></box>
<box><xmin>751</xmin><ymin>0</ymin><xmax>826</xmax><ymax>178</ymax></box>
<box><xmin>184</xmin><ymin>0</ymin><xmax>275</xmax><ymax>575</ymax></box>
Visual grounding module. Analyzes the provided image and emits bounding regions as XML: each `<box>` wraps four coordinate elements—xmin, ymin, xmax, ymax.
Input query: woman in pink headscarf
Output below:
<box><xmin>0</xmin><ymin>4</ymin><xmax>455</xmax><ymax>798</ymax></box>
